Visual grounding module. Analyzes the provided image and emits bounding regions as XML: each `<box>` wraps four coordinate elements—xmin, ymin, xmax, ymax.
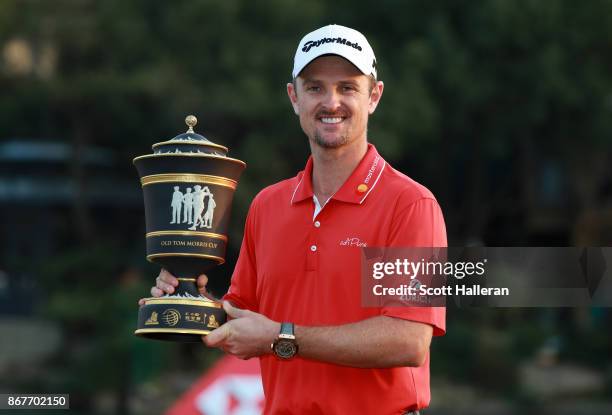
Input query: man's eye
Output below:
<box><xmin>342</xmin><ymin>86</ymin><xmax>356</xmax><ymax>92</ymax></box>
<box><xmin>307</xmin><ymin>86</ymin><xmax>320</xmax><ymax>92</ymax></box>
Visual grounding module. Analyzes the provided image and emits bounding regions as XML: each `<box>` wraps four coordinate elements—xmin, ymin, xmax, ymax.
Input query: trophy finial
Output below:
<box><xmin>185</xmin><ymin>115</ymin><xmax>197</xmax><ymax>134</ymax></box>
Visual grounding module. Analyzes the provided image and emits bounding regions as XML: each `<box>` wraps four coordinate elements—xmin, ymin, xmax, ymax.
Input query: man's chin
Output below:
<box><xmin>313</xmin><ymin>132</ymin><xmax>349</xmax><ymax>149</ymax></box>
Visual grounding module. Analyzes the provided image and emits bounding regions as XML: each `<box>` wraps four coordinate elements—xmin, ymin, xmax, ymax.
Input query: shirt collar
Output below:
<box><xmin>290</xmin><ymin>143</ymin><xmax>386</xmax><ymax>205</ymax></box>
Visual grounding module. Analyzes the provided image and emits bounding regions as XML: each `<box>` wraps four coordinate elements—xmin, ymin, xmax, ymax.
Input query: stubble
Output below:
<box><xmin>313</xmin><ymin>130</ymin><xmax>350</xmax><ymax>149</ymax></box>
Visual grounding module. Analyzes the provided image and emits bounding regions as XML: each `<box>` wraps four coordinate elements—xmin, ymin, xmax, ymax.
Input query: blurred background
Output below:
<box><xmin>0</xmin><ymin>0</ymin><xmax>611</xmax><ymax>414</ymax></box>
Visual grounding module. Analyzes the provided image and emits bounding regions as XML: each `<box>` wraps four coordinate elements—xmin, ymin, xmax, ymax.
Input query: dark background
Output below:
<box><xmin>0</xmin><ymin>0</ymin><xmax>611</xmax><ymax>414</ymax></box>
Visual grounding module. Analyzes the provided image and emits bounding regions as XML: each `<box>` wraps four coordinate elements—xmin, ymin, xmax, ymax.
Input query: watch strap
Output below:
<box><xmin>279</xmin><ymin>322</ymin><xmax>294</xmax><ymax>337</ymax></box>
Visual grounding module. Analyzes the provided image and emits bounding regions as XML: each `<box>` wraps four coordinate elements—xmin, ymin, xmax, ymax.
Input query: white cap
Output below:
<box><xmin>292</xmin><ymin>24</ymin><xmax>377</xmax><ymax>79</ymax></box>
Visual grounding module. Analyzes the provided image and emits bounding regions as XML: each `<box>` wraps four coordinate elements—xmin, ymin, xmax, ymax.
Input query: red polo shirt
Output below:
<box><xmin>225</xmin><ymin>144</ymin><xmax>446</xmax><ymax>414</ymax></box>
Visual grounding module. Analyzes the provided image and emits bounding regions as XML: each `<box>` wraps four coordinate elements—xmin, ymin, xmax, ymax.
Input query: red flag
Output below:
<box><xmin>166</xmin><ymin>356</ymin><xmax>264</xmax><ymax>415</ymax></box>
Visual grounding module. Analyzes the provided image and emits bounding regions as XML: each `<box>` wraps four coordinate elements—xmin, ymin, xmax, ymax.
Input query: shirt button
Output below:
<box><xmin>314</xmin><ymin>221</ymin><xmax>321</xmax><ymax>228</ymax></box>
<box><xmin>310</xmin><ymin>245</ymin><xmax>317</xmax><ymax>252</ymax></box>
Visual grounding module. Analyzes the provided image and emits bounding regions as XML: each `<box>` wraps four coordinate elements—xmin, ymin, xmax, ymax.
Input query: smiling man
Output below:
<box><xmin>151</xmin><ymin>24</ymin><xmax>447</xmax><ymax>414</ymax></box>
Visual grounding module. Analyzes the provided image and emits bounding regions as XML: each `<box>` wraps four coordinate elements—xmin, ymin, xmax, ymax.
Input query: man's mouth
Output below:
<box><xmin>320</xmin><ymin>117</ymin><xmax>344</xmax><ymax>124</ymax></box>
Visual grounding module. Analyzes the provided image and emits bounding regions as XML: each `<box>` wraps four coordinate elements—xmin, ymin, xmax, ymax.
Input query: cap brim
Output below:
<box><xmin>294</xmin><ymin>53</ymin><xmax>372</xmax><ymax>79</ymax></box>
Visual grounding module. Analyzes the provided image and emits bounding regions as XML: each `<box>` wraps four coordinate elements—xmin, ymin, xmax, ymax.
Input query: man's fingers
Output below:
<box><xmin>223</xmin><ymin>301</ymin><xmax>247</xmax><ymax>318</ymax></box>
<box><xmin>196</xmin><ymin>274</ymin><xmax>215</xmax><ymax>300</ymax></box>
<box><xmin>156</xmin><ymin>276</ymin><xmax>175</xmax><ymax>294</ymax></box>
<box><xmin>138</xmin><ymin>298</ymin><xmax>146</xmax><ymax>306</ymax></box>
<box><xmin>151</xmin><ymin>286</ymin><xmax>165</xmax><ymax>297</ymax></box>
<box><xmin>203</xmin><ymin>323</ymin><xmax>230</xmax><ymax>347</ymax></box>
<box><xmin>201</xmin><ymin>289</ymin><xmax>216</xmax><ymax>301</ymax></box>
<box><xmin>197</xmin><ymin>274</ymin><xmax>208</xmax><ymax>289</ymax></box>
<box><xmin>159</xmin><ymin>269</ymin><xmax>179</xmax><ymax>287</ymax></box>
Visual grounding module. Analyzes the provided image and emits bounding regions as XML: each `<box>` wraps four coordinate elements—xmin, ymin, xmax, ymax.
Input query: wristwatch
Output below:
<box><xmin>271</xmin><ymin>322</ymin><xmax>298</xmax><ymax>360</ymax></box>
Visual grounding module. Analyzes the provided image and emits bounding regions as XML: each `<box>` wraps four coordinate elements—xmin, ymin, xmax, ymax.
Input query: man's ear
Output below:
<box><xmin>368</xmin><ymin>80</ymin><xmax>384</xmax><ymax>115</ymax></box>
<box><xmin>287</xmin><ymin>82</ymin><xmax>299</xmax><ymax>115</ymax></box>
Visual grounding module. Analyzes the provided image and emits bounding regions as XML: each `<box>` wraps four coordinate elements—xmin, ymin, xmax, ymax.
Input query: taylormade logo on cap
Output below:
<box><xmin>302</xmin><ymin>37</ymin><xmax>362</xmax><ymax>53</ymax></box>
<box><xmin>292</xmin><ymin>24</ymin><xmax>377</xmax><ymax>79</ymax></box>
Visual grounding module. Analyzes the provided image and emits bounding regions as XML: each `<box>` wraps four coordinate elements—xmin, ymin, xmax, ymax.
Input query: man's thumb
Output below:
<box><xmin>203</xmin><ymin>323</ymin><xmax>228</xmax><ymax>347</ymax></box>
<box><xmin>223</xmin><ymin>301</ymin><xmax>246</xmax><ymax>318</ymax></box>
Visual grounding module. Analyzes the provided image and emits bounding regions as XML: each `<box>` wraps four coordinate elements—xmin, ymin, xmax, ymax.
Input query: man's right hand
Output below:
<box><xmin>138</xmin><ymin>269</ymin><xmax>209</xmax><ymax>306</ymax></box>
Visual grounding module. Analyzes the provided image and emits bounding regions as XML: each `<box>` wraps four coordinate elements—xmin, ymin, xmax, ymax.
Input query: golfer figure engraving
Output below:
<box><xmin>188</xmin><ymin>186</ymin><xmax>216</xmax><ymax>230</ymax></box>
<box><xmin>189</xmin><ymin>185</ymin><xmax>204</xmax><ymax>230</ymax></box>
<box><xmin>170</xmin><ymin>186</ymin><xmax>183</xmax><ymax>224</ymax></box>
<box><xmin>203</xmin><ymin>190</ymin><xmax>216</xmax><ymax>228</ymax></box>
<box><xmin>183</xmin><ymin>187</ymin><xmax>194</xmax><ymax>224</ymax></box>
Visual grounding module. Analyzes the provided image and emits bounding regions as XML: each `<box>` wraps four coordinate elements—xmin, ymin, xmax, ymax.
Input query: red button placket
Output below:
<box><xmin>306</xmin><ymin>218</ymin><xmax>320</xmax><ymax>271</ymax></box>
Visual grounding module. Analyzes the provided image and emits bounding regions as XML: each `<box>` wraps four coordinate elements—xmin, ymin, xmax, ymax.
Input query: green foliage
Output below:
<box><xmin>34</xmin><ymin>241</ymin><xmax>167</xmax><ymax>398</ymax></box>
<box><xmin>2</xmin><ymin>0</ymin><xmax>611</xmax><ymax>175</ymax></box>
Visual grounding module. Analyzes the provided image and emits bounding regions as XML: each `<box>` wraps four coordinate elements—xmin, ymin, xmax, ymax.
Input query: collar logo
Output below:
<box><xmin>302</xmin><ymin>37</ymin><xmax>363</xmax><ymax>53</ymax></box>
<box><xmin>363</xmin><ymin>155</ymin><xmax>380</xmax><ymax>185</ymax></box>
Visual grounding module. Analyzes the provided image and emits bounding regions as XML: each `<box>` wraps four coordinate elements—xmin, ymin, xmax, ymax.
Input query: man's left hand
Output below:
<box><xmin>203</xmin><ymin>301</ymin><xmax>280</xmax><ymax>360</ymax></box>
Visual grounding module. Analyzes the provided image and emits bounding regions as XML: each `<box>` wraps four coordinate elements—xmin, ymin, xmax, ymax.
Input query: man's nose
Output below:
<box><xmin>321</xmin><ymin>89</ymin><xmax>341</xmax><ymax>110</ymax></box>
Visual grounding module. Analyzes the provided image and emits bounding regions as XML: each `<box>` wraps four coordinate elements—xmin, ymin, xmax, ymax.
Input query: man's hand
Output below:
<box><xmin>138</xmin><ymin>269</ymin><xmax>211</xmax><ymax>305</ymax></box>
<box><xmin>203</xmin><ymin>301</ymin><xmax>280</xmax><ymax>360</ymax></box>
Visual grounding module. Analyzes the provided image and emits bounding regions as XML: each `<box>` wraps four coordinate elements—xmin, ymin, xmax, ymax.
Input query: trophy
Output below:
<box><xmin>133</xmin><ymin>115</ymin><xmax>246</xmax><ymax>342</ymax></box>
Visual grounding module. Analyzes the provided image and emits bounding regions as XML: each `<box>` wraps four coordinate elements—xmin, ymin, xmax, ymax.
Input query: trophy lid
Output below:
<box><xmin>151</xmin><ymin>115</ymin><xmax>229</xmax><ymax>156</ymax></box>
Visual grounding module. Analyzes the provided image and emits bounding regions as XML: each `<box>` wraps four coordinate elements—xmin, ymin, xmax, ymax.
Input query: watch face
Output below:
<box><xmin>274</xmin><ymin>339</ymin><xmax>297</xmax><ymax>359</ymax></box>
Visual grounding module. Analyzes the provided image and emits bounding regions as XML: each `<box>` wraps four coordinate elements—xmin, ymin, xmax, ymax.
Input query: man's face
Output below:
<box><xmin>287</xmin><ymin>55</ymin><xmax>383</xmax><ymax>150</ymax></box>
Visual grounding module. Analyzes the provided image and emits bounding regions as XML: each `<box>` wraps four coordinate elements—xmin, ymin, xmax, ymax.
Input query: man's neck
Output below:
<box><xmin>310</xmin><ymin>138</ymin><xmax>368</xmax><ymax>202</ymax></box>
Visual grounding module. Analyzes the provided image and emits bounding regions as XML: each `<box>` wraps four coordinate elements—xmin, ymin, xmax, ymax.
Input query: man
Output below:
<box><xmin>182</xmin><ymin>187</ymin><xmax>194</xmax><ymax>224</ymax></box>
<box><xmin>202</xmin><ymin>190</ymin><xmax>216</xmax><ymax>229</ymax></box>
<box><xmin>170</xmin><ymin>186</ymin><xmax>183</xmax><ymax>224</ymax></box>
<box><xmin>189</xmin><ymin>185</ymin><xmax>205</xmax><ymax>231</ymax></box>
<box><xmin>148</xmin><ymin>24</ymin><xmax>446</xmax><ymax>414</ymax></box>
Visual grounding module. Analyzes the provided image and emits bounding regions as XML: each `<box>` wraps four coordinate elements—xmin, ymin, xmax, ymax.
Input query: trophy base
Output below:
<box><xmin>135</xmin><ymin>296</ymin><xmax>227</xmax><ymax>343</ymax></box>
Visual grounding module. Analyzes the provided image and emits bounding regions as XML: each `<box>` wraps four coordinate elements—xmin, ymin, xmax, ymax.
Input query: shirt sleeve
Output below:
<box><xmin>381</xmin><ymin>197</ymin><xmax>447</xmax><ymax>336</ymax></box>
<box><xmin>223</xmin><ymin>198</ymin><xmax>259</xmax><ymax>312</ymax></box>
